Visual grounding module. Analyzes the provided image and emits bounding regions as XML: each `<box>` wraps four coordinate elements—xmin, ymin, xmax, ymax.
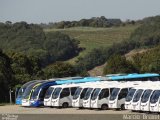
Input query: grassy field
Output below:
<box><xmin>45</xmin><ymin>25</ymin><xmax>139</xmax><ymax>64</ymax></box>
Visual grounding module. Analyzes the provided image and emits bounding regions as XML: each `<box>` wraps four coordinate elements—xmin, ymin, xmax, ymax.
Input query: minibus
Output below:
<box><xmin>109</xmin><ymin>82</ymin><xmax>139</xmax><ymax>110</ymax></box>
<box><xmin>51</xmin><ymin>84</ymin><xmax>80</xmax><ymax>108</ymax></box>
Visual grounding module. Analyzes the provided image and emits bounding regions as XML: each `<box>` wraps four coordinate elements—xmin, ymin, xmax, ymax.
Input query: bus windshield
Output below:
<box><xmin>141</xmin><ymin>89</ymin><xmax>152</xmax><ymax>103</ymax></box>
<box><xmin>125</xmin><ymin>89</ymin><xmax>136</xmax><ymax>102</ymax></box>
<box><xmin>91</xmin><ymin>88</ymin><xmax>101</xmax><ymax>100</ymax></box>
<box><xmin>73</xmin><ymin>88</ymin><xmax>82</xmax><ymax>100</ymax></box>
<box><xmin>17</xmin><ymin>87</ymin><xmax>24</xmax><ymax>98</ymax></box>
<box><xmin>83</xmin><ymin>88</ymin><xmax>93</xmax><ymax>100</ymax></box>
<box><xmin>44</xmin><ymin>87</ymin><xmax>54</xmax><ymax>99</ymax></box>
<box><xmin>109</xmin><ymin>88</ymin><xmax>120</xmax><ymax>101</ymax></box>
<box><xmin>31</xmin><ymin>86</ymin><xmax>41</xmax><ymax>100</ymax></box>
<box><xmin>52</xmin><ymin>87</ymin><xmax>62</xmax><ymax>99</ymax></box>
<box><xmin>22</xmin><ymin>83</ymin><xmax>38</xmax><ymax>99</ymax></box>
<box><xmin>150</xmin><ymin>90</ymin><xmax>160</xmax><ymax>103</ymax></box>
<box><xmin>133</xmin><ymin>89</ymin><xmax>143</xmax><ymax>102</ymax></box>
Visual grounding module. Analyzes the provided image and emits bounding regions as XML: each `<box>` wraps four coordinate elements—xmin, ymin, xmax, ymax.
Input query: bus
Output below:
<box><xmin>82</xmin><ymin>82</ymin><xmax>111</xmax><ymax>108</ymax></box>
<box><xmin>124</xmin><ymin>82</ymin><xmax>150</xmax><ymax>110</ymax></box>
<box><xmin>51</xmin><ymin>84</ymin><xmax>80</xmax><ymax>108</ymax></box>
<box><xmin>90</xmin><ymin>81</ymin><xmax>120</xmax><ymax>110</ymax></box>
<box><xmin>131</xmin><ymin>86</ymin><xmax>150</xmax><ymax>111</ymax></box>
<box><xmin>140</xmin><ymin>83</ymin><xmax>160</xmax><ymax>112</ymax></box>
<box><xmin>109</xmin><ymin>82</ymin><xmax>139</xmax><ymax>110</ymax></box>
<box><xmin>72</xmin><ymin>83</ymin><xmax>98</xmax><ymax>108</ymax></box>
<box><xmin>22</xmin><ymin>81</ymin><xmax>45</xmax><ymax>106</ymax></box>
<box><xmin>150</xmin><ymin>88</ymin><xmax>160</xmax><ymax>112</ymax></box>
<box><xmin>16</xmin><ymin>80</ymin><xmax>40</xmax><ymax>105</ymax></box>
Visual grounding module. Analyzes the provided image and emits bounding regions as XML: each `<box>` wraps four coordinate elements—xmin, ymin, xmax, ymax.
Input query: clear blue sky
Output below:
<box><xmin>0</xmin><ymin>0</ymin><xmax>160</xmax><ymax>23</ymax></box>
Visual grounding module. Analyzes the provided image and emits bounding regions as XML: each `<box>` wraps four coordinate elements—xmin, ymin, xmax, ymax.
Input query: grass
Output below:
<box><xmin>44</xmin><ymin>25</ymin><xmax>139</xmax><ymax>64</ymax></box>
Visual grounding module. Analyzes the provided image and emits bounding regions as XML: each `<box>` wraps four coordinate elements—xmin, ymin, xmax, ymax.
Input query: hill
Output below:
<box><xmin>45</xmin><ymin>25</ymin><xmax>139</xmax><ymax>63</ymax></box>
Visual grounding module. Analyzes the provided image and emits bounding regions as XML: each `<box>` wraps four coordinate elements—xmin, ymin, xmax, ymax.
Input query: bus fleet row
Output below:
<box><xmin>16</xmin><ymin>73</ymin><xmax>160</xmax><ymax>113</ymax></box>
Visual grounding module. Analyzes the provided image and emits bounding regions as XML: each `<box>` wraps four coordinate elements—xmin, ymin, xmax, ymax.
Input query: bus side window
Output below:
<box><xmin>71</xmin><ymin>87</ymin><xmax>78</xmax><ymax>96</ymax></box>
<box><xmin>118</xmin><ymin>88</ymin><xmax>128</xmax><ymax>100</ymax></box>
<box><xmin>60</xmin><ymin>88</ymin><xmax>70</xmax><ymax>98</ymax></box>
<box><xmin>80</xmin><ymin>88</ymin><xmax>87</xmax><ymax>99</ymax></box>
<box><xmin>99</xmin><ymin>89</ymin><xmax>109</xmax><ymax>100</ymax></box>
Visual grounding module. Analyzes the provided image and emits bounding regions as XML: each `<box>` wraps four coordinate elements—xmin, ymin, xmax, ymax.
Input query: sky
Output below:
<box><xmin>0</xmin><ymin>0</ymin><xmax>160</xmax><ymax>23</ymax></box>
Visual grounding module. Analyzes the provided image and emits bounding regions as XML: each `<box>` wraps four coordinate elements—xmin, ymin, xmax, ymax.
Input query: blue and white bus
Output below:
<box><xmin>16</xmin><ymin>80</ymin><xmax>41</xmax><ymax>104</ymax></box>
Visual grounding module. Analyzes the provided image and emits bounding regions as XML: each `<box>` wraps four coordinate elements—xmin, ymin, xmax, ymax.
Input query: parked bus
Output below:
<box><xmin>131</xmin><ymin>86</ymin><xmax>149</xmax><ymax>111</ymax></box>
<box><xmin>90</xmin><ymin>83</ymin><xmax>118</xmax><ymax>110</ymax></box>
<box><xmin>124</xmin><ymin>82</ymin><xmax>148</xmax><ymax>110</ymax></box>
<box><xmin>109</xmin><ymin>82</ymin><xmax>139</xmax><ymax>110</ymax></box>
<box><xmin>51</xmin><ymin>84</ymin><xmax>80</xmax><ymax>108</ymax></box>
<box><xmin>150</xmin><ymin>88</ymin><xmax>160</xmax><ymax>112</ymax></box>
<box><xmin>16</xmin><ymin>80</ymin><xmax>40</xmax><ymax>105</ymax></box>
<box><xmin>140</xmin><ymin>84</ymin><xmax>160</xmax><ymax>112</ymax></box>
<box><xmin>22</xmin><ymin>81</ymin><xmax>45</xmax><ymax>106</ymax></box>
<box><xmin>82</xmin><ymin>82</ymin><xmax>111</xmax><ymax>108</ymax></box>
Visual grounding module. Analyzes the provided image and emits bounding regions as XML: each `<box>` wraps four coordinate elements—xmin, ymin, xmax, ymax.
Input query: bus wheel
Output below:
<box><xmin>101</xmin><ymin>104</ymin><xmax>108</xmax><ymax>110</ymax></box>
<box><xmin>121</xmin><ymin>104</ymin><xmax>125</xmax><ymax>110</ymax></box>
<box><xmin>62</xmin><ymin>103</ymin><xmax>69</xmax><ymax>108</ymax></box>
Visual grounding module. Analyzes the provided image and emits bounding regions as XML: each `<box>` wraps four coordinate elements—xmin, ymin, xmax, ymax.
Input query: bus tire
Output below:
<box><xmin>121</xmin><ymin>104</ymin><xmax>125</xmax><ymax>110</ymax></box>
<box><xmin>101</xmin><ymin>104</ymin><xmax>108</xmax><ymax>110</ymax></box>
<box><xmin>62</xmin><ymin>102</ymin><xmax>69</xmax><ymax>108</ymax></box>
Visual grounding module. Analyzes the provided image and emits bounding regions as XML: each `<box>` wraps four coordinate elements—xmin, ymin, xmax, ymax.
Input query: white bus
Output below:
<box><xmin>131</xmin><ymin>82</ymin><xmax>158</xmax><ymax>111</ymax></box>
<box><xmin>83</xmin><ymin>82</ymin><xmax>111</xmax><ymax>108</ymax></box>
<box><xmin>44</xmin><ymin>86</ymin><xmax>55</xmax><ymax>106</ymax></box>
<box><xmin>90</xmin><ymin>86</ymin><xmax>114</xmax><ymax>110</ymax></box>
<box><xmin>109</xmin><ymin>82</ymin><xmax>139</xmax><ymax>110</ymax></box>
<box><xmin>51</xmin><ymin>84</ymin><xmax>79</xmax><ymax>108</ymax></box>
<box><xmin>125</xmin><ymin>83</ymin><xmax>147</xmax><ymax>110</ymax></box>
<box><xmin>150</xmin><ymin>88</ymin><xmax>160</xmax><ymax>112</ymax></box>
<box><xmin>140</xmin><ymin>84</ymin><xmax>160</xmax><ymax>112</ymax></box>
<box><xmin>72</xmin><ymin>81</ymin><xmax>110</xmax><ymax>108</ymax></box>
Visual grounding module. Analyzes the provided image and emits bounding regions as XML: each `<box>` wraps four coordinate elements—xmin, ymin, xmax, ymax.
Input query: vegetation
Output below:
<box><xmin>77</xmin><ymin>16</ymin><xmax>160</xmax><ymax>71</ymax></box>
<box><xmin>40</xmin><ymin>16</ymin><xmax>123</xmax><ymax>29</ymax></box>
<box><xmin>45</xmin><ymin>25</ymin><xmax>138</xmax><ymax>63</ymax></box>
<box><xmin>103</xmin><ymin>45</ymin><xmax>160</xmax><ymax>74</ymax></box>
<box><xmin>0</xmin><ymin>22</ymin><xmax>80</xmax><ymax>66</ymax></box>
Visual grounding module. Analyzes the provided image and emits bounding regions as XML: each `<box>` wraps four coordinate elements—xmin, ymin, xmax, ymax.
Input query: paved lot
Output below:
<box><xmin>0</xmin><ymin>105</ymin><xmax>159</xmax><ymax>120</ymax></box>
<box><xmin>0</xmin><ymin>105</ymin><xmax>133</xmax><ymax>114</ymax></box>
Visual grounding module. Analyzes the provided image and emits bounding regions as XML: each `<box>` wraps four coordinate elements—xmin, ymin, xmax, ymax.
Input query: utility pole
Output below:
<box><xmin>9</xmin><ymin>88</ymin><xmax>13</xmax><ymax>104</ymax></box>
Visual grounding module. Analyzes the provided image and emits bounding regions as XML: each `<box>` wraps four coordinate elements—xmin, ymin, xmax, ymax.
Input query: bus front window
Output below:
<box><xmin>83</xmin><ymin>88</ymin><xmax>93</xmax><ymax>100</ymax></box>
<box><xmin>150</xmin><ymin>90</ymin><xmax>160</xmax><ymax>103</ymax></box>
<box><xmin>125</xmin><ymin>89</ymin><xmax>136</xmax><ymax>102</ymax></box>
<box><xmin>133</xmin><ymin>89</ymin><xmax>143</xmax><ymax>102</ymax></box>
<box><xmin>109</xmin><ymin>88</ymin><xmax>120</xmax><ymax>101</ymax></box>
<box><xmin>141</xmin><ymin>89</ymin><xmax>152</xmax><ymax>103</ymax></box>
<box><xmin>73</xmin><ymin>88</ymin><xmax>82</xmax><ymax>100</ymax></box>
<box><xmin>91</xmin><ymin>88</ymin><xmax>101</xmax><ymax>100</ymax></box>
<box><xmin>44</xmin><ymin>87</ymin><xmax>54</xmax><ymax>99</ymax></box>
<box><xmin>52</xmin><ymin>87</ymin><xmax>62</xmax><ymax>99</ymax></box>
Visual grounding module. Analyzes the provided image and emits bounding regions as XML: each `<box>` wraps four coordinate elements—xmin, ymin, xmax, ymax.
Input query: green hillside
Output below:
<box><xmin>45</xmin><ymin>25</ymin><xmax>139</xmax><ymax>63</ymax></box>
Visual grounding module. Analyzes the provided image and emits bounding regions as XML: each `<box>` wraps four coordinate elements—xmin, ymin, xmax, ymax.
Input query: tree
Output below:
<box><xmin>44</xmin><ymin>62</ymin><xmax>77</xmax><ymax>79</ymax></box>
<box><xmin>0</xmin><ymin>50</ymin><xmax>13</xmax><ymax>102</ymax></box>
<box><xmin>103</xmin><ymin>54</ymin><xmax>136</xmax><ymax>74</ymax></box>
